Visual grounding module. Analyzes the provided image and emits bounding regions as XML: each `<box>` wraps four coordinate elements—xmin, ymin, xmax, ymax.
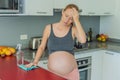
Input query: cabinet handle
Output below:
<box><xmin>88</xmin><ymin>12</ymin><xmax>95</xmax><ymax>14</ymax></box>
<box><xmin>104</xmin><ymin>12</ymin><xmax>111</xmax><ymax>14</ymax></box>
<box><xmin>105</xmin><ymin>52</ymin><xmax>114</xmax><ymax>55</ymax></box>
<box><xmin>104</xmin><ymin>12</ymin><xmax>110</xmax><ymax>14</ymax></box>
<box><xmin>36</xmin><ymin>12</ymin><xmax>47</xmax><ymax>14</ymax></box>
<box><xmin>43</xmin><ymin>62</ymin><xmax>48</xmax><ymax>64</ymax></box>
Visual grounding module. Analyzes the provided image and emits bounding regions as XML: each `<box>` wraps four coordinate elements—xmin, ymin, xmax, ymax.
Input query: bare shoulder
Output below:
<box><xmin>44</xmin><ymin>23</ymin><xmax>57</xmax><ymax>34</ymax></box>
<box><xmin>42</xmin><ymin>24</ymin><xmax>51</xmax><ymax>38</ymax></box>
<box><xmin>44</xmin><ymin>24</ymin><xmax>51</xmax><ymax>31</ymax></box>
<box><xmin>43</xmin><ymin>24</ymin><xmax>51</xmax><ymax>34</ymax></box>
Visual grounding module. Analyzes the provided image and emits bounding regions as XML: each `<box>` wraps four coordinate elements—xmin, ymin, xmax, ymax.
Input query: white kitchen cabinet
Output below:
<box><xmin>78</xmin><ymin>0</ymin><xmax>115</xmax><ymax>16</ymax></box>
<box><xmin>38</xmin><ymin>59</ymin><xmax>48</xmax><ymax>70</ymax></box>
<box><xmin>91</xmin><ymin>50</ymin><xmax>103</xmax><ymax>80</ymax></box>
<box><xmin>54</xmin><ymin>0</ymin><xmax>79</xmax><ymax>9</ymax></box>
<box><xmin>22</xmin><ymin>0</ymin><xmax>53</xmax><ymax>16</ymax></box>
<box><xmin>54</xmin><ymin>0</ymin><xmax>115</xmax><ymax>16</ymax></box>
<box><xmin>77</xmin><ymin>0</ymin><xmax>97</xmax><ymax>15</ymax></box>
<box><xmin>102</xmin><ymin>51</ymin><xmax>120</xmax><ymax>80</ymax></box>
<box><xmin>96</xmin><ymin>0</ymin><xmax>115</xmax><ymax>15</ymax></box>
<box><xmin>91</xmin><ymin>50</ymin><xmax>120</xmax><ymax>80</ymax></box>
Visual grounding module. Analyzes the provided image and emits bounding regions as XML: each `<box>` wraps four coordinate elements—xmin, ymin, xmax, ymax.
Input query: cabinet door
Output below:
<box><xmin>102</xmin><ymin>51</ymin><xmax>120</xmax><ymax>80</ymax></box>
<box><xmin>38</xmin><ymin>60</ymin><xmax>48</xmax><ymax>70</ymax></box>
<box><xmin>78</xmin><ymin>0</ymin><xmax>97</xmax><ymax>15</ymax></box>
<box><xmin>91</xmin><ymin>51</ymin><xmax>103</xmax><ymax>80</ymax></box>
<box><xmin>96</xmin><ymin>0</ymin><xmax>115</xmax><ymax>15</ymax></box>
<box><xmin>77</xmin><ymin>0</ymin><xmax>115</xmax><ymax>15</ymax></box>
<box><xmin>54</xmin><ymin>0</ymin><xmax>79</xmax><ymax>9</ymax></box>
<box><xmin>24</xmin><ymin>0</ymin><xmax>53</xmax><ymax>15</ymax></box>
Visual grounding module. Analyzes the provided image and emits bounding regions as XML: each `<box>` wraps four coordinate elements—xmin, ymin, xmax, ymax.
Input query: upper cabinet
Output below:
<box><xmin>54</xmin><ymin>0</ymin><xmax>115</xmax><ymax>16</ymax></box>
<box><xmin>0</xmin><ymin>0</ymin><xmax>115</xmax><ymax>16</ymax></box>
<box><xmin>97</xmin><ymin>0</ymin><xmax>115</xmax><ymax>15</ymax></box>
<box><xmin>21</xmin><ymin>0</ymin><xmax>53</xmax><ymax>16</ymax></box>
<box><xmin>54</xmin><ymin>0</ymin><xmax>79</xmax><ymax>9</ymax></box>
<box><xmin>78</xmin><ymin>0</ymin><xmax>115</xmax><ymax>16</ymax></box>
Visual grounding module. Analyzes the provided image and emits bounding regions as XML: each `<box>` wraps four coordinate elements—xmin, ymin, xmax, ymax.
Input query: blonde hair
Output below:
<box><xmin>64</xmin><ymin>4</ymin><xmax>79</xmax><ymax>12</ymax></box>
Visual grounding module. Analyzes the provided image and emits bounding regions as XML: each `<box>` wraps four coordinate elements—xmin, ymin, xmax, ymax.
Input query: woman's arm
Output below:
<box><xmin>72</xmin><ymin>8</ymin><xmax>86</xmax><ymax>43</ymax></box>
<box><xmin>33</xmin><ymin>25</ymin><xmax>50</xmax><ymax>64</ymax></box>
<box><xmin>73</xmin><ymin>20</ymin><xmax>86</xmax><ymax>43</ymax></box>
<box><xmin>26</xmin><ymin>25</ymin><xmax>50</xmax><ymax>67</ymax></box>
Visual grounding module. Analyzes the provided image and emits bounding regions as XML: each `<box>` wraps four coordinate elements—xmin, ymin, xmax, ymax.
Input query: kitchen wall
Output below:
<box><xmin>0</xmin><ymin>12</ymin><xmax>100</xmax><ymax>48</ymax></box>
<box><xmin>100</xmin><ymin>0</ymin><xmax>120</xmax><ymax>39</ymax></box>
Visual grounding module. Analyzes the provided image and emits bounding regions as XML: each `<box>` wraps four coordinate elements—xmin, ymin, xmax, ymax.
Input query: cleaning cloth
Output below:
<box><xmin>18</xmin><ymin>64</ymin><xmax>38</xmax><ymax>71</ymax></box>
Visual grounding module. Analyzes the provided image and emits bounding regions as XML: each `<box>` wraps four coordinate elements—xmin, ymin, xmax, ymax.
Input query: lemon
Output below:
<box><xmin>0</xmin><ymin>46</ymin><xmax>16</xmax><ymax>57</ymax></box>
<box><xmin>8</xmin><ymin>47</ymin><xmax>16</xmax><ymax>54</ymax></box>
<box><xmin>2</xmin><ymin>48</ymin><xmax>8</xmax><ymax>53</ymax></box>
<box><xmin>0</xmin><ymin>51</ymin><xmax>5</xmax><ymax>55</ymax></box>
<box><xmin>5</xmin><ymin>50</ymin><xmax>12</xmax><ymax>56</ymax></box>
<box><xmin>0</xmin><ymin>50</ymin><xmax>6</xmax><ymax>57</ymax></box>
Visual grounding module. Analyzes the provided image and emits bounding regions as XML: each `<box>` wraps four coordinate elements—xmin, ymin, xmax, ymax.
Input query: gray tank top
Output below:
<box><xmin>47</xmin><ymin>24</ymin><xmax>74</xmax><ymax>55</ymax></box>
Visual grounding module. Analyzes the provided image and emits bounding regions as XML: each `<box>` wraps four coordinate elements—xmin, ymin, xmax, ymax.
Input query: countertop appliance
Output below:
<box><xmin>0</xmin><ymin>0</ymin><xmax>19</xmax><ymax>13</ymax></box>
<box><xmin>29</xmin><ymin>36</ymin><xmax>42</xmax><ymax>50</ymax></box>
<box><xmin>76</xmin><ymin>56</ymin><xmax>91</xmax><ymax>80</ymax></box>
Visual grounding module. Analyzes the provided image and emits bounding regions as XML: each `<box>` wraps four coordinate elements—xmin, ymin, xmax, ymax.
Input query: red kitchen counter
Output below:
<box><xmin>0</xmin><ymin>56</ymin><xmax>66</xmax><ymax>80</ymax></box>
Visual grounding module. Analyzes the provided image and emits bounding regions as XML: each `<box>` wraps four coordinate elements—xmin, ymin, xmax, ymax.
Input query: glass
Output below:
<box><xmin>80</xmin><ymin>70</ymin><xmax>88</xmax><ymax>80</ymax></box>
<box><xmin>0</xmin><ymin>0</ymin><xmax>18</xmax><ymax>10</ymax></box>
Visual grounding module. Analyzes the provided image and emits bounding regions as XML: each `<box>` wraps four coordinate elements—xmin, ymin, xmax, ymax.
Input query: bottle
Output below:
<box><xmin>88</xmin><ymin>28</ymin><xmax>93</xmax><ymax>42</ymax></box>
<box><xmin>86</xmin><ymin>33</ymin><xmax>90</xmax><ymax>42</ymax></box>
<box><xmin>16</xmin><ymin>44</ymin><xmax>24</xmax><ymax>66</ymax></box>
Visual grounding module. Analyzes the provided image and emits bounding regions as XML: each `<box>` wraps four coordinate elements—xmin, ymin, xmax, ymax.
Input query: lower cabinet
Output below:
<box><xmin>91</xmin><ymin>50</ymin><xmax>120</xmax><ymax>80</ymax></box>
<box><xmin>91</xmin><ymin>50</ymin><xmax>103</xmax><ymax>80</ymax></box>
<box><xmin>102</xmin><ymin>50</ymin><xmax>120</xmax><ymax>80</ymax></box>
<box><xmin>38</xmin><ymin>59</ymin><xmax>48</xmax><ymax>70</ymax></box>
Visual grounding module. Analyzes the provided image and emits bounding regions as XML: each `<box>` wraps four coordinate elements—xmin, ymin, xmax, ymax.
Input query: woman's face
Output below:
<box><xmin>61</xmin><ymin>8</ymin><xmax>74</xmax><ymax>26</ymax></box>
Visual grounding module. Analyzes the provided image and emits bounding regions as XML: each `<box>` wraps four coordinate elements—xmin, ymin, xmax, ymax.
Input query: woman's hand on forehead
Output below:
<box><xmin>71</xmin><ymin>8</ymin><xmax>79</xmax><ymax>22</ymax></box>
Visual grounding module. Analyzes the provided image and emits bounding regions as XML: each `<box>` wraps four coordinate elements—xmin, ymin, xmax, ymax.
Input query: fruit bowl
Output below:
<box><xmin>0</xmin><ymin>46</ymin><xmax>16</xmax><ymax>57</ymax></box>
<box><xmin>96</xmin><ymin>34</ymin><xmax>108</xmax><ymax>42</ymax></box>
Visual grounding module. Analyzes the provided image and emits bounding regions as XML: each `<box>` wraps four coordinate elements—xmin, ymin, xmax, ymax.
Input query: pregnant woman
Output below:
<box><xmin>26</xmin><ymin>4</ymin><xmax>86</xmax><ymax>80</ymax></box>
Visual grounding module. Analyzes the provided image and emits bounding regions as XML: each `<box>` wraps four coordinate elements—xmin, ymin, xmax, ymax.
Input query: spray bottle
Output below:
<box><xmin>16</xmin><ymin>44</ymin><xmax>24</xmax><ymax>66</ymax></box>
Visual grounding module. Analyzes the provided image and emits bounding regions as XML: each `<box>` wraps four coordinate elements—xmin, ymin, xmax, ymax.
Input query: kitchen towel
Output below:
<box><xmin>18</xmin><ymin>64</ymin><xmax>38</xmax><ymax>71</ymax></box>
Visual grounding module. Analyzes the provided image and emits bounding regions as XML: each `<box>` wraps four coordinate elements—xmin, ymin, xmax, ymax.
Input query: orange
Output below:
<box><xmin>5</xmin><ymin>50</ymin><xmax>12</xmax><ymax>56</ymax></box>
<box><xmin>0</xmin><ymin>50</ymin><xmax>5</xmax><ymax>55</ymax></box>
<box><xmin>8</xmin><ymin>47</ymin><xmax>16</xmax><ymax>54</ymax></box>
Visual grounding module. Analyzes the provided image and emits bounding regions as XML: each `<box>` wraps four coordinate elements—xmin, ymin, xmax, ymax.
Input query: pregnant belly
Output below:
<box><xmin>48</xmin><ymin>51</ymin><xmax>77</xmax><ymax>75</ymax></box>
